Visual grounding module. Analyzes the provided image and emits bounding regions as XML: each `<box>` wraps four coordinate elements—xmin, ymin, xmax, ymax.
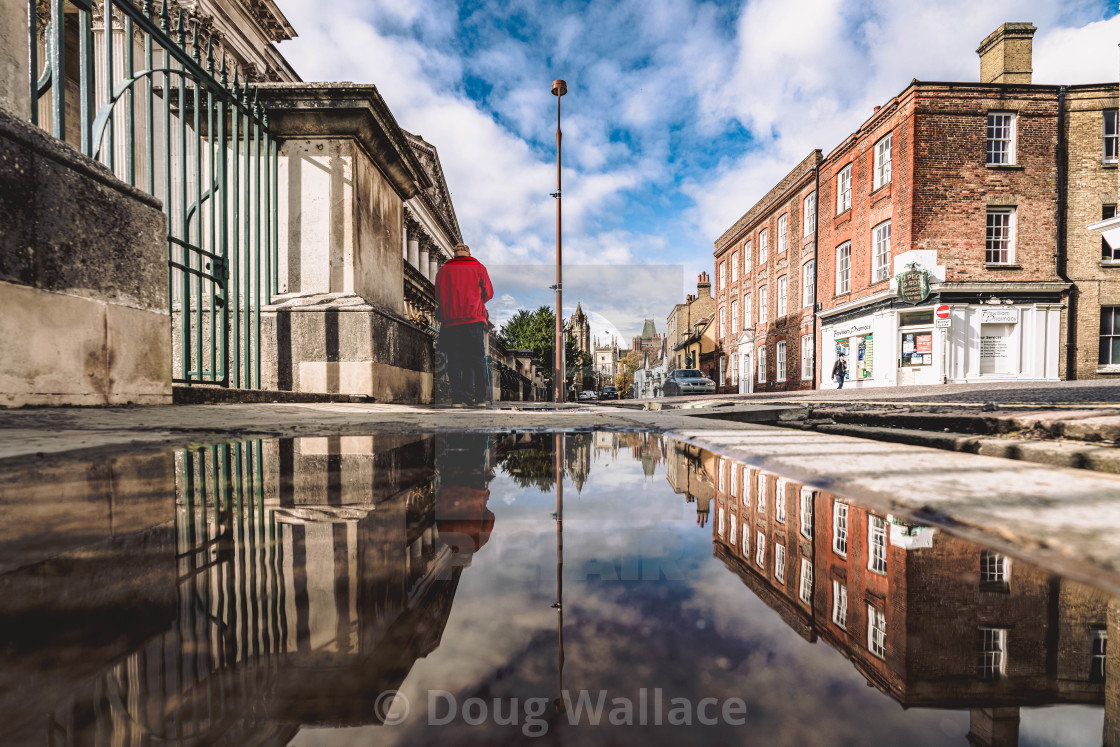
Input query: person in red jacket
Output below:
<box><xmin>434</xmin><ymin>244</ymin><xmax>493</xmax><ymax>405</ymax></box>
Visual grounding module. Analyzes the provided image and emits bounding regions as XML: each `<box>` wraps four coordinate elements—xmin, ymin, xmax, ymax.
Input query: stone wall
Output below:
<box><xmin>0</xmin><ymin>108</ymin><xmax>171</xmax><ymax>406</ymax></box>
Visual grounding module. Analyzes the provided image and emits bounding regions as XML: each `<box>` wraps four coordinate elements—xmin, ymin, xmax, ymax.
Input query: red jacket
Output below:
<box><xmin>434</xmin><ymin>256</ymin><xmax>493</xmax><ymax>327</ymax></box>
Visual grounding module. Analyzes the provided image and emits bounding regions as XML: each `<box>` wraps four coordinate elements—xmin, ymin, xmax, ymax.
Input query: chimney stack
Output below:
<box><xmin>697</xmin><ymin>271</ymin><xmax>711</xmax><ymax>298</ymax></box>
<box><xmin>977</xmin><ymin>22</ymin><xmax>1036</xmax><ymax>85</ymax></box>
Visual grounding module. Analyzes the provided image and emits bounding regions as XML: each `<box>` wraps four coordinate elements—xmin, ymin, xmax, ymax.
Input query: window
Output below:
<box><xmin>776</xmin><ymin>341</ymin><xmax>787</xmax><ymax>383</ymax></box>
<box><xmin>755</xmin><ymin>531</ymin><xmax>766</xmax><ymax>568</ymax></box>
<box><xmin>758</xmin><ymin>474</ymin><xmax>767</xmax><ymax>513</ymax></box>
<box><xmin>986</xmin><ymin>112</ymin><xmax>1016</xmax><ymax>165</ymax></box>
<box><xmin>980</xmin><ymin>550</ymin><xmax>1010</xmax><ymax>587</ymax></box>
<box><xmin>774</xmin><ymin>543</ymin><xmax>787</xmax><ymax>584</ymax></box>
<box><xmin>730</xmin><ymin>300</ymin><xmax>739</xmax><ymax>335</ymax></box>
<box><xmin>868</xmin><ymin>515</ymin><xmax>887</xmax><ymax>574</ymax></box>
<box><xmin>742</xmin><ymin>523</ymin><xmax>750</xmax><ymax>555</ymax></box>
<box><xmin>986</xmin><ymin>207</ymin><xmax>1015</xmax><ymax>264</ymax></box>
<box><xmin>731</xmin><ymin>250</ymin><xmax>739</xmax><ymax>282</ymax></box>
<box><xmin>719</xmin><ymin>355</ymin><xmax>726</xmax><ymax>385</ymax></box>
<box><xmin>804</xmin><ymin>191</ymin><xmax>817</xmax><ymax>236</ymax></box>
<box><xmin>759</xmin><ymin>228</ymin><xmax>768</xmax><ymax>265</ymax></box>
<box><xmin>832</xmin><ymin>501</ymin><xmax>848</xmax><ymax>555</ymax></box>
<box><xmin>978</xmin><ymin>627</ymin><xmax>1008</xmax><ymax>678</ymax></box>
<box><xmin>775</xmin><ymin>478</ymin><xmax>787</xmax><ymax>522</ymax></box>
<box><xmin>1103</xmin><ymin>205</ymin><xmax>1118</xmax><ymax>262</ymax></box>
<box><xmin>1102</xmin><ymin>307</ymin><xmax>1120</xmax><ymax>366</ymax></box>
<box><xmin>743</xmin><ymin>471</ymin><xmax>752</xmax><ymax>508</ymax></box>
<box><xmin>777</xmin><ymin>275</ymin><xmax>788</xmax><ymax>317</ymax></box>
<box><xmin>743</xmin><ymin>293</ymin><xmax>752</xmax><ymax>328</ymax></box>
<box><xmin>718</xmin><ymin>261</ymin><xmax>725</xmax><ymax>290</ymax></box>
<box><xmin>730</xmin><ymin>464</ymin><xmax>738</xmax><ymax>496</ymax></box>
<box><xmin>868</xmin><ymin>605</ymin><xmax>886</xmax><ymax>659</ymax></box>
<box><xmin>832</xmin><ymin>581</ymin><xmax>848</xmax><ymax>629</ymax></box>
<box><xmin>874</xmin><ymin>133</ymin><xmax>892</xmax><ymax>189</ymax></box>
<box><xmin>837</xmin><ymin>164</ymin><xmax>852</xmax><ymax>213</ymax></box>
<box><xmin>873</xmin><ymin>220</ymin><xmax>891</xmax><ymax>282</ymax></box>
<box><xmin>777</xmin><ymin>214</ymin><xmax>788</xmax><ymax>254</ymax></box>
<box><xmin>719</xmin><ymin>306</ymin><xmax>726</xmax><ymax>339</ymax></box>
<box><xmin>1104</xmin><ymin>110</ymin><xmax>1118</xmax><ymax>163</ymax></box>
<box><xmin>718</xmin><ymin>507</ymin><xmax>725</xmax><ymax>538</ymax></box>
<box><xmin>1092</xmin><ymin>629</ymin><xmax>1107</xmax><ymax>683</ymax></box>
<box><xmin>799</xmin><ymin>558</ymin><xmax>813</xmax><ymax>603</ymax></box>
<box><xmin>799</xmin><ymin>487</ymin><xmax>813</xmax><ymax>538</ymax></box>
<box><xmin>802</xmin><ymin>260</ymin><xmax>815</xmax><ymax>307</ymax></box>
<box><xmin>759</xmin><ymin>285</ymin><xmax>768</xmax><ymax>324</ymax></box>
<box><xmin>801</xmin><ymin>334</ymin><xmax>815</xmax><ymax>380</ymax></box>
<box><xmin>729</xmin><ymin>512</ymin><xmax>737</xmax><ymax>545</ymax></box>
<box><xmin>836</xmin><ymin>242</ymin><xmax>851</xmax><ymax>294</ymax></box>
<box><xmin>758</xmin><ymin>345</ymin><xmax>767</xmax><ymax>384</ymax></box>
<box><xmin>744</xmin><ymin>240</ymin><xmax>752</xmax><ymax>269</ymax></box>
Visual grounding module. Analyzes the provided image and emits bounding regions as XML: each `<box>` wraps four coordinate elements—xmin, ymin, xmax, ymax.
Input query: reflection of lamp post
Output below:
<box><xmin>551</xmin><ymin>79</ymin><xmax>567</xmax><ymax>403</ymax></box>
<box><xmin>552</xmin><ymin>432</ymin><xmax>566</xmax><ymax>713</ymax></box>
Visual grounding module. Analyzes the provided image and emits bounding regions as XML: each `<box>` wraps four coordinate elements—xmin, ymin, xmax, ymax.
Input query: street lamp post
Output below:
<box><xmin>552</xmin><ymin>79</ymin><xmax>567</xmax><ymax>403</ymax></box>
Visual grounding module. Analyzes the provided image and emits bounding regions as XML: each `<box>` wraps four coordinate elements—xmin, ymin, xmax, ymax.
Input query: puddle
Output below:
<box><xmin>0</xmin><ymin>431</ymin><xmax>1112</xmax><ymax>745</ymax></box>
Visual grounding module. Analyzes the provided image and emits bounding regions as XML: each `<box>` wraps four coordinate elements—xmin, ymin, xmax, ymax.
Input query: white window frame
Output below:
<box><xmin>777</xmin><ymin>214</ymin><xmax>788</xmax><ymax>254</ymax></box>
<box><xmin>799</xmin><ymin>558</ymin><xmax>813</xmax><ymax>603</ymax></box>
<box><xmin>1105</xmin><ymin>110</ymin><xmax>1119</xmax><ymax>164</ymax></box>
<box><xmin>836</xmin><ymin>242</ymin><xmax>851</xmax><ymax>294</ymax></box>
<box><xmin>759</xmin><ymin>228</ymin><xmax>768</xmax><ymax>265</ymax></box>
<box><xmin>730</xmin><ymin>300</ymin><xmax>739</xmax><ymax>337</ymax></box>
<box><xmin>837</xmin><ymin>164</ymin><xmax>852</xmax><ymax>213</ymax></box>
<box><xmin>868</xmin><ymin>604</ymin><xmax>886</xmax><ymax>659</ymax></box>
<box><xmin>801</xmin><ymin>334</ymin><xmax>814</xmax><ymax>381</ymax></box>
<box><xmin>743</xmin><ymin>470</ymin><xmax>752</xmax><ymax>508</ymax></box>
<box><xmin>985</xmin><ymin>207</ymin><xmax>1016</xmax><ymax>265</ymax></box>
<box><xmin>1101</xmin><ymin>306</ymin><xmax>1120</xmax><ymax>365</ymax></box>
<box><xmin>802</xmin><ymin>260</ymin><xmax>815</xmax><ymax>308</ymax></box>
<box><xmin>873</xmin><ymin>220</ymin><xmax>891</xmax><ymax>282</ymax></box>
<box><xmin>775</xmin><ymin>478</ymin><xmax>787</xmax><ymax>522</ymax></box>
<box><xmin>777</xmin><ymin>274</ymin><xmax>788</xmax><ymax>317</ymax></box>
<box><xmin>718</xmin><ymin>506</ymin><xmax>725</xmax><ymax>538</ymax></box>
<box><xmin>743</xmin><ymin>293</ymin><xmax>752</xmax><ymax>328</ymax></box>
<box><xmin>730</xmin><ymin>464</ymin><xmax>738</xmax><ymax>496</ymax></box>
<box><xmin>719</xmin><ymin>306</ymin><xmax>726</xmax><ymax>339</ymax></box>
<box><xmin>759</xmin><ymin>285</ymin><xmax>768</xmax><ymax>324</ymax></box>
<box><xmin>729</xmin><ymin>511</ymin><xmax>737</xmax><ymax>546</ymax></box>
<box><xmin>758</xmin><ymin>345</ymin><xmax>767</xmax><ymax>384</ymax></box>
<box><xmin>742</xmin><ymin>523</ymin><xmax>750</xmax><ymax>555</ymax></box>
<box><xmin>873</xmin><ymin>132</ymin><xmax>892</xmax><ymax>189</ymax></box>
<box><xmin>978</xmin><ymin>627</ymin><xmax>1008</xmax><ymax>678</ymax></box>
<box><xmin>744</xmin><ymin>239</ymin><xmax>752</xmax><ymax>269</ymax></box>
<box><xmin>980</xmin><ymin>550</ymin><xmax>1010</xmax><ymax>585</ymax></box>
<box><xmin>832</xmin><ymin>501</ymin><xmax>848</xmax><ymax>556</ymax></box>
<box><xmin>1092</xmin><ymin>629</ymin><xmax>1108</xmax><ymax>682</ymax></box>
<box><xmin>804</xmin><ymin>191</ymin><xmax>817</xmax><ymax>237</ymax></box>
<box><xmin>776</xmin><ymin>340</ymin><xmax>787</xmax><ymax>383</ymax></box>
<box><xmin>757</xmin><ymin>473</ymin><xmax>767</xmax><ymax>513</ymax></box>
<box><xmin>799</xmin><ymin>487</ymin><xmax>813</xmax><ymax>538</ymax></box>
<box><xmin>718</xmin><ymin>261</ymin><xmax>725</xmax><ymax>290</ymax></box>
<box><xmin>832</xmin><ymin>581</ymin><xmax>848</xmax><ymax>629</ymax></box>
<box><xmin>986</xmin><ymin>112</ymin><xmax>1016</xmax><ymax>166</ymax></box>
<box><xmin>755</xmin><ymin>531</ymin><xmax>766</xmax><ymax>568</ymax></box>
<box><xmin>774</xmin><ymin>542</ymin><xmax>787</xmax><ymax>584</ymax></box>
<box><xmin>868</xmin><ymin>515</ymin><xmax>887</xmax><ymax>574</ymax></box>
<box><xmin>730</xmin><ymin>250</ymin><xmax>739</xmax><ymax>282</ymax></box>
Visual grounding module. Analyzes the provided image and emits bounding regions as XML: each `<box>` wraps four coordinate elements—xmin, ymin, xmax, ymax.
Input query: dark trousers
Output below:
<box><xmin>835</xmin><ymin>373</ymin><xmax>845</xmax><ymax>389</ymax></box>
<box><xmin>442</xmin><ymin>322</ymin><xmax>487</xmax><ymax>404</ymax></box>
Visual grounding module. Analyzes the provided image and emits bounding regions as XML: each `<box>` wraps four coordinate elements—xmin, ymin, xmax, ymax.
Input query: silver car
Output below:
<box><xmin>663</xmin><ymin>369</ymin><xmax>716</xmax><ymax>396</ymax></box>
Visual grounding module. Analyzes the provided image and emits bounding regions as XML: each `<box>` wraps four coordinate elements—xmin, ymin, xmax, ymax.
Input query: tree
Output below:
<box><xmin>616</xmin><ymin>351</ymin><xmax>643</xmax><ymax>397</ymax></box>
<box><xmin>499</xmin><ymin>306</ymin><xmax>586</xmax><ymax>385</ymax></box>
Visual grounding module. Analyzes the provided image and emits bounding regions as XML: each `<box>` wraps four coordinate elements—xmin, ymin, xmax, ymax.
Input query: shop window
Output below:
<box><xmin>900</xmin><ymin>331</ymin><xmax>933</xmax><ymax>367</ymax></box>
<box><xmin>980</xmin><ymin>323</ymin><xmax>1013</xmax><ymax>374</ymax></box>
<box><xmin>1103</xmin><ymin>205</ymin><xmax>1118</xmax><ymax>263</ymax></box>
<box><xmin>804</xmin><ymin>191</ymin><xmax>817</xmax><ymax>236</ymax></box>
<box><xmin>836</xmin><ymin>332</ymin><xmax>874</xmax><ymax>380</ymax></box>
<box><xmin>873</xmin><ymin>220</ymin><xmax>891</xmax><ymax>282</ymax></box>
<box><xmin>900</xmin><ymin>310</ymin><xmax>934</xmax><ymax>326</ymax></box>
<box><xmin>837</xmin><ymin>164</ymin><xmax>852</xmax><ymax>213</ymax></box>
<box><xmin>986</xmin><ymin>112</ymin><xmax>1016</xmax><ymax>165</ymax></box>
<box><xmin>1105</xmin><ymin>110</ymin><xmax>1118</xmax><ymax>164</ymax></box>
<box><xmin>1102</xmin><ymin>307</ymin><xmax>1120</xmax><ymax>366</ymax></box>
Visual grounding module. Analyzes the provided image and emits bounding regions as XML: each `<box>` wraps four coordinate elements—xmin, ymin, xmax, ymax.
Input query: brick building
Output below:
<box><xmin>666</xmin><ymin>272</ymin><xmax>715</xmax><ymax>371</ymax></box>
<box><xmin>714</xmin><ymin>151</ymin><xmax>822</xmax><ymax>393</ymax></box>
<box><xmin>709</xmin><ymin>451</ymin><xmax>1112</xmax><ymax>741</ymax></box>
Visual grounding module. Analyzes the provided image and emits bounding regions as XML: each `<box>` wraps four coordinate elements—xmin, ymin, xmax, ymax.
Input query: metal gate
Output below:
<box><xmin>29</xmin><ymin>0</ymin><xmax>278</xmax><ymax>388</ymax></box>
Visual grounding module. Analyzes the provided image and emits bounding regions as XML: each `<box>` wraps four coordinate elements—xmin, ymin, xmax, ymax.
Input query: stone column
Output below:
<box><xmin>429</xmin><ymin>250</ymin><xmax>440</xmax><ymax>281</ymax></box>
<box><xmin>0</xmin><ymin>1</ymin><xmax>29</xmax><ymax>115</ymax></box>
<box><xmin>408</xmin><ymin>234</ymin><xmax>420</xmax><ymax>271</ymax></box>
<box><xmin>418</xmin><ymin>237</ymin><xmax>430</xmax><ymax>282</ymax></box>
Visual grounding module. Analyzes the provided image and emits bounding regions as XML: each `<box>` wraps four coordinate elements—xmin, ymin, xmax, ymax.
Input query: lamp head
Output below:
<box><xmin>551</xmin><ymin>79</ymin><xmax>568</xmax><ymax>96</ymax></box>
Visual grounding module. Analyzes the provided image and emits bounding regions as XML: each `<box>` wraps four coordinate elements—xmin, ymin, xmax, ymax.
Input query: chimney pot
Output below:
<box><xmin>977</xmin><ymin>22</ymin><xmax>1036</xmax><ymax>85</ymax></box>
<box><xmin>874</xmin><ymin>105</ymin><xmax>881</xmax><ymax>113</ymax></box>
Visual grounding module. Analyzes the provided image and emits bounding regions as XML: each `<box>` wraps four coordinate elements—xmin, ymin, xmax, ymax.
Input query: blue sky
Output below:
<box><xmin>274</xmin><ymin>0</ymin><xmax>1120</xmax><ymax>340</ymax></box>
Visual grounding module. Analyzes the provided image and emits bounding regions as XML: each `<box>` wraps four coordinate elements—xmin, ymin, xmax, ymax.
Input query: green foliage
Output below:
<box><xmin>616</xmin><ymin>351</ymin><xmax>643</xmax><ymax>397</ymax></box>
<box><xmin>498</xmin><ymin>306</ymin><xmax>588</xmax><ymax>384</ymax></box>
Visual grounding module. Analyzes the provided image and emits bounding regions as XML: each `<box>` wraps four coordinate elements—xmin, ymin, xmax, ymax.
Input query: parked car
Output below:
<box><xmin>662</xmin><ymin>369</ymin><xmax>716</xmax><ymax>397</ymax></box>
<box><xmin>600</xmin><ymin>386</ymin><xmax>620</xmax><ymax>400</ymax></box>
<box><xmin>578</xmin><ymin>390</ymin><xmax>597</xmax><ymax>401</ymax></box>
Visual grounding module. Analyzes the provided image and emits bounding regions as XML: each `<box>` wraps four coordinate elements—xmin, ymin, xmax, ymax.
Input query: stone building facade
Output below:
<box><xmin>714</xmin><ymin>151</ymin><xmax>821</xmax><ymax>393</ymax></box>
<box><xmin>666</xmin><ymin>272</ymin><xmax>714</xmax><ymax>371</ymax></box>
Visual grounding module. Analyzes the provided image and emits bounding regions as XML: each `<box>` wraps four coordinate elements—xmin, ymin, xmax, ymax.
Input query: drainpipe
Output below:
<box><xmin>1056</xmin><ymin>85</ymin><xmax>1075</xmax><ymax>380</ymax></box>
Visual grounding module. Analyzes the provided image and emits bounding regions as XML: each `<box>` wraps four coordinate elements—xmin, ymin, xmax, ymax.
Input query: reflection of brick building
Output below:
<box><xmin>708</xmin><ymin>451</ymin><xmax>1111</xmax><ymax>743</ymax></box>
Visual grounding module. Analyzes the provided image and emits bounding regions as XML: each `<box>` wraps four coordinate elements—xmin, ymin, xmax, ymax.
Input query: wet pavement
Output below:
<box><xmin>0</xmin><ymin>430</ymin><xmax>1116</xmax><ymax>745</ymax></box>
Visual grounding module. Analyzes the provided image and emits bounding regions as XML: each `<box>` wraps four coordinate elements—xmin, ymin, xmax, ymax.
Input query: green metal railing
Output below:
<box><xmin>29</xmin><ymin>0</ymin><xmax>279</xmax><ymax>388</ymax></box>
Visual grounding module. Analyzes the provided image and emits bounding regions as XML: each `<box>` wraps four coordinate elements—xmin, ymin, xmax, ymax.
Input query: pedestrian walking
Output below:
<box><xmin>434</xmin><ymin>244</ymin><xmax>493</xmax><ymax>406</ymax></box>
<box><xmin>832</xmin><ymin>353</ymin><xmax>848</xmax><ymax>389</ymax></box>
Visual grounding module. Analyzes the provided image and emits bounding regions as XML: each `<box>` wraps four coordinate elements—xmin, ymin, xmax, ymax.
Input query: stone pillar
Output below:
<box><xmin>408</xmin><ymin>235</ymin><xmax>420</xmax><ymax>271</ymax></box>
<box><xmin>418</xmin><ymin>239</ymin><xmax>430</xmax><ymax>282</ymax></box>
<box><xmin>429</xmin><ymin>250</ymin><xmax>440</xmax><ymax>282</ymax></box>
<box><xmin>0</xmin><ymin>1</ymin><xmax>28</xmax><ymax>116</ymax></box>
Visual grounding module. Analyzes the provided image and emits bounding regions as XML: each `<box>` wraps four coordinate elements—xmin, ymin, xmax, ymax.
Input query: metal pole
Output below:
<box><xmin>552</xmin><ymin>80</ymin><xmax>567</xmax><ymax>403</ymax></box>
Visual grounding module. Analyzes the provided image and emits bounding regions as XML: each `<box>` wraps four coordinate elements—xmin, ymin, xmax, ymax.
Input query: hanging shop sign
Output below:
<box><xmin>895</xmin><ymin>262</ymin><xmax>931</xmax><ymax>305</ymax></box>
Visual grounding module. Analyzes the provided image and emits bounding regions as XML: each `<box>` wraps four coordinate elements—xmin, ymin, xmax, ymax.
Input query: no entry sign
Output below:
<box><xmin>935</xmin><ymin>304</ymin><xmax>950</xmax><ymax>320</ymax></box>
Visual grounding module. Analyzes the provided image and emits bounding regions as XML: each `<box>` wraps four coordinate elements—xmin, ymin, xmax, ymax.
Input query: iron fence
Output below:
<box><xmin>28</xmin><ymin>0</ymin><xmax>278</xmax><ymax>388</ymax></box>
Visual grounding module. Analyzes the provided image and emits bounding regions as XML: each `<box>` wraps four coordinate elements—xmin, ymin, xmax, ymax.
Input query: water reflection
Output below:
<box><xmin>0</xmin><ymin>431</ymin><xmax>1116</xmax><ymax>745</ymax></box>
